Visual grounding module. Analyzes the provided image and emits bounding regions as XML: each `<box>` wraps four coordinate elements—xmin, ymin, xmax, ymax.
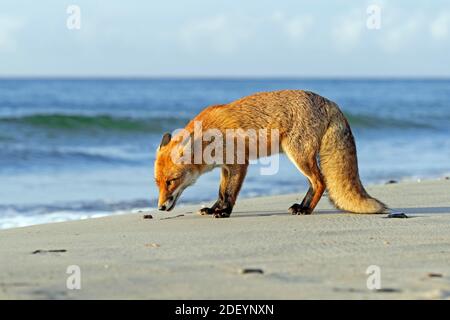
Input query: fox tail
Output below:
<box><xmin>319</xmin><ymin>107</ymin><xmax>387</xmax><ymax>213</ymax></box>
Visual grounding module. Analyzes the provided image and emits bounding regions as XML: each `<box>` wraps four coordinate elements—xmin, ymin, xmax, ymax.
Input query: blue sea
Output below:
<box><xmin>1</xmin><ymin>79</ymin><xmax>449</xmax><ymax>228</ymax></box>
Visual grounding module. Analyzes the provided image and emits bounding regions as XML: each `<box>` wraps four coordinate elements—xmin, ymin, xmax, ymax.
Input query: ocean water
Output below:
<box><xmin>1</xmin><ymin>79</ymin><xmax>449</xmax><ymax>228</ymax></box>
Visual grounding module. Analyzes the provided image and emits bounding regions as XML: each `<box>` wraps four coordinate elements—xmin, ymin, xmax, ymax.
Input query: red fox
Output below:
<box><xmin>154</xmin><ymin>90</ymin><xmax>387</xmax><ymax>218</ymax></box>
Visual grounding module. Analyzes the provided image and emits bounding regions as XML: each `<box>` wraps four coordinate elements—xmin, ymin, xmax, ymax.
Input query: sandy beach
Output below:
<box><xmin>1</xmin><ymin>179</ymin><xmax>450</xmax><ymax>300</ymax></box>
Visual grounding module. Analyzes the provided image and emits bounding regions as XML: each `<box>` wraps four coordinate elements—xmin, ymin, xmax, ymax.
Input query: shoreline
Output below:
<box><xmin>2</xmin><ymin>175</ymin><xmax>450</xmax><ymax>231</ymax></box>
<box><xmin>1</xmin><ymin>178</ymin><xmax>450</xmax><ymax>299</ymax></box>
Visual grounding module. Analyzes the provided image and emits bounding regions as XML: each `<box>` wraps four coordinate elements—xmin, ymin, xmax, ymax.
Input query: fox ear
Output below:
<box><xmin>159</xmin><ymin>133</ymin><xmax>172</xmax><ymax>149</ymax></box>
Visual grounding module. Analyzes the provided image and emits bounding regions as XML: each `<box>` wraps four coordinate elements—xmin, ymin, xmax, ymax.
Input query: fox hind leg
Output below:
<box><xmin>284</xmin><ymin>147</ymin><xmax>325</xmax><ymax>215</ymax></box>
<box><xmin>289</xmin><ymin>186</ymin><xmax>314</xmax><ymax>214</ymax></box>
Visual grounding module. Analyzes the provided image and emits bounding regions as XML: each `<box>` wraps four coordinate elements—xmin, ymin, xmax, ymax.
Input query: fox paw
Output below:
<box><xmin>198</xmin><ymin>207</ymin><xmax>231</xmax><ymax>218</ymax></box>
<box><xmin>212</xmin><ymin>211</ymin><xmax>231</xmax><ymax>219</ymax></box>
<box><xmin>288</xmin><ymin>203</ymin><xmax>312</xmax><ymax>215</ymax></box>
<box><xmin>198</xmin><ymin>207</ymin><xmax>214</xmax><ymax>215</ymax></box>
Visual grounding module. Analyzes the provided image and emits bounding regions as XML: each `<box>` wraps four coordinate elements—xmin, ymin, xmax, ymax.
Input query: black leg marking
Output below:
<box><xmin>212</xmin><ymin>193</ymin><xmax>233</xmax><ymax>218</ymax></box>
<box><xmin>300</xmin><ymin>187</ymin><xmax>314</xmax><ymax>208</ymax></box>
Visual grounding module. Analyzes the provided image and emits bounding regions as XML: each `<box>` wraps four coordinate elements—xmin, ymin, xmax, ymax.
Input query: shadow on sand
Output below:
<box><xmin>231</xmin><ymin>206</ymin><xmax>450</xmax><ymax>218</ymax></box>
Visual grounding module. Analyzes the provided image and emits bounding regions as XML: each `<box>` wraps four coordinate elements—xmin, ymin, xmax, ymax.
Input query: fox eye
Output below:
<box><xmin>166</xmin><ymin>177</ymin><xmax>180</xmax><ymax>187</ymax></box>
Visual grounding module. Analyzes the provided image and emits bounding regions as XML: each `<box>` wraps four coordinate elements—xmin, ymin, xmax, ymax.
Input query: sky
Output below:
<box><xmin>0</xmin><ymin>0</ymin><xmax>450</xmax><ymax>77</ymax></box>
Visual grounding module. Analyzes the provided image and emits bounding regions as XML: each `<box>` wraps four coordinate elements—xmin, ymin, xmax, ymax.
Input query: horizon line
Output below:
<box><xmin>1</xmin><ymin>75</ymin><xmax>450</xmax><ymax>81</ymax></box>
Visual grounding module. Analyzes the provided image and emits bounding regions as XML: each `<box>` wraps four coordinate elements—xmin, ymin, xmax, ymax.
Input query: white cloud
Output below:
<box><xmin>329</xmin><ymin>4</ymin><xmax>432</xmax><ymax>54</ymax></box>
<box><xmin>379</xmin><ymin>15</ymin><xmax>423</xmax><ymax>53</ymax></box>
<box><xmin>179</xmin><ymin>11</ymin><xmax>314</xmax><ymax>54</ymax></box>
<box><xmin>271</xmin><ymin>11</ymin><xmax>314</xmax><ymax>40</ymax></box>
<box><xmin>177</xmin><ymin>6</ymin><xmax>447</xmax><ymax>60</ymax></box>
<box><xmin>179</xmin><ymin>15</ymin><xmax>251</xmax><ymax>54</ymax></box>
<box><xmin>331</xmin><ymin>10</ymin><xmax>364</xmax><ymax>52</ymax></box>
<box><xmin>430</xmin><ymin>12</ymin><xmax>450</xmax><ymax>40</ymax></box>
<box><xmin>0</xmin><ymin>16</ymin><xmax>24</xmax><ymax>52</ymax></box>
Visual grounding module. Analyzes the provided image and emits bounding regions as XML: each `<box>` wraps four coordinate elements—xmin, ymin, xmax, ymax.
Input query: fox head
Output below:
<box><xmin>154</xmin><ymin>132</ymin><xmax>200</xmax><ymax>211</ymax></box>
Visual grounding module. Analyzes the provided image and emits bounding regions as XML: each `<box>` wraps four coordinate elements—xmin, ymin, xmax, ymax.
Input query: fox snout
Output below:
<box><xmin>158</xmin><ymin>195</ymin><xmax>174</xmax><ymax>211</ymax></box>
<box><xmin>158</xmin><ymin>189</ymin><xmax>183</xmax><ymax>211</ymax></box>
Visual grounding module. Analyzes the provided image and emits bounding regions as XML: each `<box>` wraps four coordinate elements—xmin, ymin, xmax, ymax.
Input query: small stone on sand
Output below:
<box><xmin>427</xmin><ymin>272</ymin><xmax>443</xmax><ymax>278</ymax></box>
<box><xmin>386</xmin><ymin>212</ymin><xmax>408</xmax><ymax>218</ymax></box>
<box><xmin>240</xmin><ymin>268</ymin><xmax>264</xmax><ymax>274</ymax></box>
<box><xmin>145</xmin><ymin>243</ymin><xmax>160</xmax><ymax>248</ymax></box>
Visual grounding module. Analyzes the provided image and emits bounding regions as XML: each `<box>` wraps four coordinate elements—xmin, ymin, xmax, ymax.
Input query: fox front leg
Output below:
<box><xmin>199</xmin><ymin>194</ymin><xmax>233</xmax><ymax>218</ymax></box>
<box><xmin>198</xmin><ymin>165</ymin><xmax>248</xmax><ymax>218</ymax></box>
<box><xmin>198</xmin><ymin>167</ymin><xmax>229</xmax><ymax>216</ymax></box>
